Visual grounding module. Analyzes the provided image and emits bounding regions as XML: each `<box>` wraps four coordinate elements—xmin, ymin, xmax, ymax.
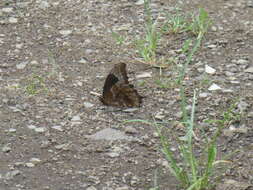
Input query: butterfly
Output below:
<box><xmin>100</xmin><ymin>63</ymin><xmax>142</xmax><ymax>107</ymax></box>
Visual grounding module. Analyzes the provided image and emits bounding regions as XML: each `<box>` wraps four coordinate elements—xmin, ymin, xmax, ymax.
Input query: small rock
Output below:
<box><xmin>25</xmin><ymin>162</ymin><xmax>35</xmax><ymax>167</ymax></box>
<box><xmin>16</xmin><ymin>61</ymin><xmax>28</xmax><ymax>70</ymax></box>
<box><xmin>205</xmin><ymin>65</ymin><xmax>216</xmax><ymax>74</ymax></box>
<box><xmin>30</xmin><ymin>158</ymin><xmax>41</xmax><ymax>164</ymax></box>
<box><xmin>2</xmin><ymin>7</ymin><xmax>13</xmax><ymax>13</ymax></box>
<box><xmin>55</xmin><ymin>143</ymin><xmax>71</xmax><ymax>150</ymax></box>
<box><xmin>135</xmin><ymin>0</ymin><xmax>144</xmax><ymax>5</ymax></box>
<box><xmin>71</xmin><ymin>115</ymin><xmax>81</xmax><ymax>121</ymax></box>
<box><xmin>4</xmin><ymin>170</ymin><xmax>21</xmax><ymax>180</ymax></box>
<box><xmin>2</xmin><ymin>144</ymin><xmax>11</xmax><ymax>153</ymax></box>
<box><xmin>208</xmin><ymin>83</ymin><xmax>222</xmax><ymax>91</ymax></box>
<box><xmin>236</xmin><ymin>59</ymin><xmax>248</xmax><ymax>65</ymax></box>
<box><xmin>122</xmin><ymin>108</ymin><xmax>139</xmax><ymax>112</ymax></box>
<box><xmin>136</xmin><ymin>72</ymin><xmax>152</xmax><ymax>79</ymax></box>
<box><xmin>59</xmin><ymin>30</ymin><xmax>72</xmax><ymax>36</ymax></box>
<box><xmin>38</xmin><ymin>0</ymin><xmax>50</xmax><ymax>9</ymax></box>
<box><xmin>8</xmin><ymin>128</ymin><xmax>16</xmax><ymax>133</ymax></box>
<box><xmin>83</xmin><ymin>102</ymin><xmax>94</xmax><ymax>108</ymax></box>
<box><xmin>199</xmin><ymin>92</ymin><xmax>209</xmax><ymax>98</ymax></box>
<box><xmin>34</xmin><ymin>127</ymin><xmax>46</xmax><ymax>133</ymax></box>
<box><xmin>155</xmin><ymin>112</ymin><xmax>165</xmax><ymax>120</ymax></box>
<box><xmin>88</xmin><ymin>128</ymin><xmax>131</xmax><ymax>141</ymax></box>
<box><xmin>78</xmin><ymin>58</ymin><xmax>88</xmax><ymax>64</ymax></box>
<box><xmin>27</xmin><ymin>125</ymin><xmax>37</xmax><ymax>130</ymax></box>
<box><xmin>113</xmin><ymin>23</ymin><xmax>131</xmax><ymax>31</ymax></box>
<box><xmin>124</xmin><ymin>126</ymin><xmax>138</xmax><ymax>134</ymax></box>
<box><xmin>51</xmin><ymin>125</ymin><xmax>63</xmax><ymax>131</ymax></box>
<box><xmin>245</xmin><ymin>67</ymin><xmax>253</xmax><ymax>73</ymax></box>
<box><xmin>9</xmin><ymin>17</ymin><xmax>18</xmax><ymax>23</ymax></box>
<box><xmin>237</xmin><ymin>100</ymin><xmax>249</xmax><ymax>112</ymax></box>
<box><xmin>107</xmin><ymin>152</ymin><xmax>120</xmax><ymax>158</ymax></box>
<box><xmin>207</xmin><ymin>44</ymin><xmax>217</xmax><ymax>49</ymax></box>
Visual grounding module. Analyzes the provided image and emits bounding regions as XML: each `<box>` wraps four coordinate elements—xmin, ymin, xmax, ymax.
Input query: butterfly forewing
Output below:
<box><xmin>100</xmin><ymin>63</ymin><xmax>142</xmax><ymax>107</ymax></box>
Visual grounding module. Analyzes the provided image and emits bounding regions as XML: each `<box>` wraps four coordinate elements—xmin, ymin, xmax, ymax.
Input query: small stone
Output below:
<box><xmin>207</xmin><ymin>44</ymin><xmax>217</xmax><ymax>49</ymax></box>
<box><xmin>34</xmin><ymin>127</ymin><xmax>46</xmax><ymax>133</ymax></box>
<box><xmin>124</xmin><ymin>126</ymin><xmax>138</xmax><ymax>134</ymax></box>
<box><xmin>4</xmin><ymin>170</ymin><xmax>21</xmax><ymax>180</ymax></box>
<box><xmin>38</xmin><ymin>0</ymin><xmax>50</xmax><ymax>9</ymax></box>
<box><xmin>88</xmin><ymin>128</ymin><xmax>131</xmax><ymax>141</ymax></box>
<box><xmin>2</xmin><ymin>7</ymin><xmax>13</xmax><ymax>13</ymax></box>
<box><xmin>107</xmin><ymin>152</ymin><xmax>120</xmax><ymax>158</ymax></box>
<box><xmin>9</xmin><ymin>17</ymin><xmax>18</xmax><ymax>23</ymax></box>
<box><xmin>25</xmin><ymin>162</ymin><xmax>35</xmax><ymax>167</ymax></box>
<box><xmin>30</xmin><ymin>158</ymin><xmax>41</xmax><ymax>164</ymax></box>
<box><xmin>122</xmin><ymin>108</ymin><xmax>139</xmax><ymax>112</ymax></box>
<box><xmin>113</xmin><ymin>23</ymin><xmax>131</xmax><ymax>31</ymax></box>
<box><xmin>51</xmin><ymin>125</ymin><xmax>63</xmax><ymax>131</ymax></box>
<box><xmin>71</xmin><ymin>115</ymin><xmax>81</xmax><ymax>121</ymax></box>
<box><xmin>83</xmin><ymin>102</ymin><xmax>94</xmax><ymax>108</ymax></box>
<box><xmin>59</xmin><ymin>30</ymin><xmax>72</xmax><ymax>36</ymax></box>
<box><xmin>199</xmin><ymin>92</ymin><xmax>209</xmax><ymax>98</ymax></box>
<box><xmin>8</xmin><ymin>128</ymin><xmax>16</xmax><ymax>133</ymax></box>
<box><xmin>135</xmin><ymin>0</ymin><xmax>144</xmax><ymax>5</ymax></box>
<box><xmin>2</xmin><ymin>144</ymin><xmax>11</xmax><ymax>153</ymax></box>
<box><xmin>208</xmin><ymin>83</ymin><xmax>222</xmax><ymax>91</ymax></box>
<box><xmin>236</xmin><ymin>59</ymin><xmax>248</xmax><ymax>65</ymax></box>
<box><xmin>78</xmin><ymin>58</ymin><xmax>88</xmax><ymax>64</ymax></box>
<box><xmin>27</xmin><ymin>125</ymin><xmax>37</xmax><ymax>129</ymax></box>
<box><xmin>136</xmin><ymin>72</ymin><xmax>152</xmax><ymax>79</ymax></box>
<box><xmin>205</xmin><ymin>65</ymin><xmax>216</xmax><ymax>74</ymax></box>
<box><xmin>245</xmin><ymin>67</ymin><xmax>253</xmax><ymax>73</ymax></box>
<box><xmin>16</xmin><ymin>61</ymin><xmax>28</xmax><ymax>69</ymax></box>
<box><xmin>155</xmin><ymin>112</ymin><xmax>165</xmax><ymax>120</ymax></box>
<box><xmin>55</xmin><ymin>143</ymin><xmax>70</xmax><ymax>150</ymax></box>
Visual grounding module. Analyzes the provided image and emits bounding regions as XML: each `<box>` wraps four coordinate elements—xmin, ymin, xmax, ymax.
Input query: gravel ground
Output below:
<box><xmin>0</xmin><ymin>0</ymin><xmax>253</xmax><ymax>190</ymax></box>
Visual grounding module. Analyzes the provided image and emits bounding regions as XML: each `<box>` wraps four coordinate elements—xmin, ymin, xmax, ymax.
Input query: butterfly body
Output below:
<box><xmin>100</xmin><ymin>63</ymin><xmax>142</xmax><ymax>108</ymax></box>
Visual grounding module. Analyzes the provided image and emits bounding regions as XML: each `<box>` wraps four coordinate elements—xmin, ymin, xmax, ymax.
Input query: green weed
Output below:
<box><xmin>25</xmin><ymin>74</ymin><xmax>48</xmax><ymax>95</ymax></box>
<box><xmin>135</xmin><ymin>0</ymin><xmax>160</xmax><ymax>64</ymax></box>
<box><xmin>111</xmin><ymin>31</ymin><xmax>125</xmax><ymax>45</ymax></box>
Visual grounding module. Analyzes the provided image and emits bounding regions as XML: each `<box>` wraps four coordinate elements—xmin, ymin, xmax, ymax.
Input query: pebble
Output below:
<box><xmin>4</xmin><ymin>170</ymin><xmax>21</xmax><ymax>180</ymax></box>
<box><xmin>205</xmin><ymin>65</ymin><xmax>216</xmax><ymax>74</ymax></box>
<box><xmin>9</xmin><ymin>17</ymin><xmax>18</xmax><ymax>23</ymax></box>
<box><xmin>38</xmin><ymin>0</ymin><xmax>50</xmax><ymax>9</ymax></box>
<box><xmin>51</xmin><ymin>125</ymin><xmax>64</xmax><ymax>131</ymax></box>
<box><xmin>208</xmin><ymin>83</ymin><xmax>222</xmax><ymax>91</ymax></box>
<box><xmin>236</xmin><ymin>59</ymin><xmax>248</xmax><ymax>65</ymax></box>
<box><xmin>34</xmin><ymin>127</ymin><xmax>46</xmax><ymax>133</ymax></box>
<box><xmin>16</xmin><ymin>61</ymin><xmax>28</xmax><ymax>70</ymax></box>
<box><xmin>59</xmin><ymin>30</ymin><xmax>72</xmax><ymax>36</ymax></box>
<box><xmin>2</xmin><ymin>144</ymin><xmax>11</xmax><ymax>153</ymax></box>
<box><xmin>88</xmin><ymin>128</ymin><xmax>131</xmax><ymax>141</ymax></box>
<box><xmin>25</xmin><ymin>162</ymin><xmax>35</xmax><ymax>167</ymax></box>
<box><xmin>30</xmin><ymin>158</ymin><xmax>42</xmax><ymax>164</ymax></box>
<box><xmin>245</xmin><ymin>67</ymin><xmax>253</xmax><ymax>73</ymax></box>
<box><xmin>124</xmin><ymin>126</ymin><xmax>138</xmax><ymax>134</ymax></box>
<box><xmin>136</xmin><ymin>72</ymin><xmax>152</xmax><ymax>79</ymax></box>
<box><xmin>199</xmin><ymin>92</ymin><xmax>209</xmax><ymax>98</ymax></box>
<box><xmin>83</xmin><ymin>102</ymin><xmax>94</xmax><ymax>108</ymax></box>
<box><xmin>135</xmin><ymin>0</ymin><xmax>144</xmax><ymax>5</ymax></box>
<box><xmin>107</xmin><ymin>152</ymin><xmax>120</xmax><ymax>158</ymax></box>
<box><xmin>2</xmin><ymin>7</ymin><xmax>13</xmax><ymax>13</ymax></box>
<box><xmin>71</xmin><ymin>115</ymin><xmax>81</xmax><ymax>121</ymax></box>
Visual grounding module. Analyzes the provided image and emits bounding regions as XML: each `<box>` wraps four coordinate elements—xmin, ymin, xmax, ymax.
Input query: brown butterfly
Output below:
<box><xmin>100</xmin><ymin>63</ymin><xmax>142</xmax><ymax>107</ymax></box>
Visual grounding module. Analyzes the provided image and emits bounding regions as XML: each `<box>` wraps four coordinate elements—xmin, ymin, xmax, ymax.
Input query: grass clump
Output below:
<box><xmin>135</xmin><ymin>0</ymin><xmax>160</xmax><ymax>64</ymax></box>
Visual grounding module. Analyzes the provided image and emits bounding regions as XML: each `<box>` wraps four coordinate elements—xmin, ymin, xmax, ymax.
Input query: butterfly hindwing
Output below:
<box><xmin>100</xmin><ymin>63</ymin><xmax>142</xmax><ymax>108</ymax></box>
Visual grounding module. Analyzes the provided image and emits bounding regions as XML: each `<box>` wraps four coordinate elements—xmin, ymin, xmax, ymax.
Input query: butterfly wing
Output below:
<box><xmin>100</xmin><ymin>63</ymin><xmax>142</xmax><ymax>107</ymax></box>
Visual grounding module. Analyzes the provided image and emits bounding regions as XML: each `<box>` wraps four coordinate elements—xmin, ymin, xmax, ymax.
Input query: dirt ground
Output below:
<box><xmin>0</xmin><ymin>0</ymin><xmax>253</xmax><ymax>190</ymax></box>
